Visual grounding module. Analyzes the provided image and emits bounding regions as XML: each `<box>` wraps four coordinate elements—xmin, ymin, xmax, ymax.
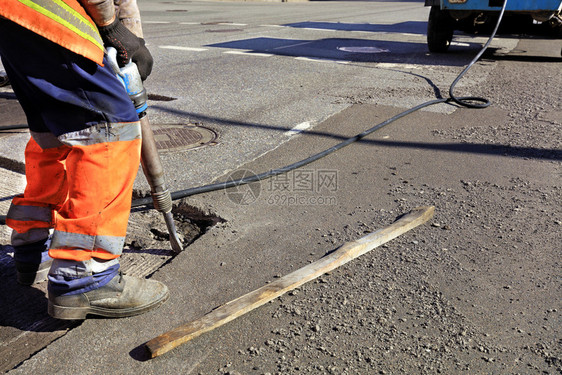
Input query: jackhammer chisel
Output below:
<box><xmin>107</xmin><ymin>48</ymin><xmax>183</xmax><ymax>253</ymax></box>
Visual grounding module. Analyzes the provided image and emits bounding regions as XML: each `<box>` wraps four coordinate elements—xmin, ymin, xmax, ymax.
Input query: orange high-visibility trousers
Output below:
<box><xmin>7</xmin><ymin>125</ymin><xmax>141</xmax><ymax>261</ymax></box>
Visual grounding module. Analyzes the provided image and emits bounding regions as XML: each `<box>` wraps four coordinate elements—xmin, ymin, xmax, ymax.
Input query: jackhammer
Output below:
<box><xmin>107</xmin><ymin>47</ymin><xmax>183</xmax><ymax>253</ymax></box>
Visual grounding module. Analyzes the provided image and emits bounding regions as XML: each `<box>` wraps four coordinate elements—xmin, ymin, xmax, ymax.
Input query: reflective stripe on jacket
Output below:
<box><xmin>0</xmin><ymin>0</ymin><xmax>104</xmax><ymax>64</ymax></box>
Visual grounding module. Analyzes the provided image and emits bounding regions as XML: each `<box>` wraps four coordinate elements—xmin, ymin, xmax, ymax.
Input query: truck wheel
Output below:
<box><xmin>427</xmin><ymin>5</ymin><xmax>454</xmax><ymax>52</ymax></box>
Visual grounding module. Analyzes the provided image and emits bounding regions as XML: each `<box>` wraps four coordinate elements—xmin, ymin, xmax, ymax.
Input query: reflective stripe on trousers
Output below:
<box><xmin>7</xmin><ymin>123</ymin><xmax>141</xmax><ymax>261</ymax></box>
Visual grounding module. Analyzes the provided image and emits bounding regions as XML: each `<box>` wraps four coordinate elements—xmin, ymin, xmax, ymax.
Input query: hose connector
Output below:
<box><xmin>151</xmin><ymin>189</ymin><xmax>173</xmax><ymax>213</ymax></box>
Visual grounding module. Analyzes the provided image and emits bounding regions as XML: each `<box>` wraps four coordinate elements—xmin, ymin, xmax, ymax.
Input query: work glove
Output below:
<box><xmin>98</xmin><ymin>18</ymin><xmax>153</xmax><ymax>80</ymax></box>
<box><xmin>131</xmin><ymin>38</ymin><xmax>153</xmax><ymax>81</ymax></box>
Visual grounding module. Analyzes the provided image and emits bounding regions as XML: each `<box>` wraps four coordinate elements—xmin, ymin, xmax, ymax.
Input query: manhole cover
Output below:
<box><xmin>337</xmin><ymin>46</ymin><xmax>390</xmax><ymax>53</ymax></box>
<box><xmin>151</xmin><ymin>124</ymin><xmax>217</xmax><ymax>152</ymax></box>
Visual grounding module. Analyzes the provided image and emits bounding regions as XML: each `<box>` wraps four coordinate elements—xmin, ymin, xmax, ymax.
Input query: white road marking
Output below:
<box><xmin>160</xmin><ymin>45</ymin><xmax>208</xmax><ymax>52</ymax></box>
<box><xmin>223</xmin><ymin>51</ymin><xmax>273</xmax><ymax>57</ymax></box>
<box><xmin>217</xmin><ymin>23</ymin><xmax>247</xmax><ymax>26</ymax></box>
<box><xmin>294</xmin><ymin>57</ymin><xmax>350</xmax><ymax>64</ymax></box>
<box><xmin>285</xmin><ymin>121</ymin><xmax>312</xmax><ymax>136</ymax></box>
<box><xmin>179</xmin><ymin>22</ymin><xmax>199</xmax><ymax>25</ymax></box>
<box><xmin>451</xmin><ymin>42</ymin><xmax>471</xmax><ymax>47</ymax></box>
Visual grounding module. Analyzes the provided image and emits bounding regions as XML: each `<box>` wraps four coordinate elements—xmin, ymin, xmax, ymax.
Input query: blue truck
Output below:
<box><xmin>424</xmin><ymin>0</ymin><xmax>562</xmax><ymax>52</ymax></box>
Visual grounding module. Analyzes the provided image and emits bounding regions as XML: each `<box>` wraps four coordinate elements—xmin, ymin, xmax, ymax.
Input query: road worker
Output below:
<box><xmin>0</xmin><ymin>0</ymin><xmax>169</xmax><ymax>319</ymax></box>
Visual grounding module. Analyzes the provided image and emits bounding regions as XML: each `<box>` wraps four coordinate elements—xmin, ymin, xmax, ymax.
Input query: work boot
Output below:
<box><xmin>48</xmin><ymin>272</ymin><xmax>169</xmax><ymax>320</ymax></box>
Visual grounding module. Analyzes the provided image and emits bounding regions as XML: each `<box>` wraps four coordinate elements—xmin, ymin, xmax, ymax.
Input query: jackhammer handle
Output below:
<box><xmin>139</xmin><ymin>115</ymin><xmax>184</xmax><ymax>253</ymax></box>
<box><xmin>140</xmin><ymin>115</ymin><xmax>166</xmax><ymax>195</ymax></box>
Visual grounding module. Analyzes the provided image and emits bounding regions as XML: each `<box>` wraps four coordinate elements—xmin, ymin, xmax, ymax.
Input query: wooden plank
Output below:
<box><xmin>145</xmin><ymin>206</ymin><xmax>435</xmax><ymax>358</ymax></box>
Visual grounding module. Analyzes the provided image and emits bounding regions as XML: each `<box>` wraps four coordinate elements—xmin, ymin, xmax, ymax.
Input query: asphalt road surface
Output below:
<box><xmin>0</xmin><ymin>1</ymin><xmax>560</xmax><ymax>374</ymax></box>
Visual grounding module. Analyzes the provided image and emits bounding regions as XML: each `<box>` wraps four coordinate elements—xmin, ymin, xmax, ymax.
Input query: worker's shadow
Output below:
<box><xmin>0</xmin><ymin>245</ymin><xmax>77</xmax><ymax>333</ymax></box>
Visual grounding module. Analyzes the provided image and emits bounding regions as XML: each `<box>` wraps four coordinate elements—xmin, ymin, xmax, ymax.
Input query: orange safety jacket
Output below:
<box><xmin>0</xmin><ymin>0</ymin><xmax>104</xmax><ymax>65</ymax></box>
